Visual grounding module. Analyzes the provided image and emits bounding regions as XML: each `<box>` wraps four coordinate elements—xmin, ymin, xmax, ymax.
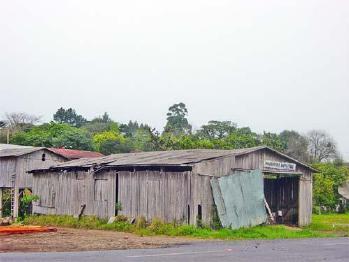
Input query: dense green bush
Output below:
<box><xmin>313</xmin><ymin>163</ymin><xmax>349</xmax><ymax>209</ymax></box>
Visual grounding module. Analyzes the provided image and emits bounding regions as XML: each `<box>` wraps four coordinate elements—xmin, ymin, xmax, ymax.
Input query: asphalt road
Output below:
<box><xmin>1</xmin><ymin>238</ymin><xmax>348</xmax><ymax>262</ymax></box>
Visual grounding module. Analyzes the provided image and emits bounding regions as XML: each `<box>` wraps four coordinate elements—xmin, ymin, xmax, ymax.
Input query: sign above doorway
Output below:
<box><xmin>264</xmin><ymin>160</ymin><xmax>296</xmax><ymax>172</ymax></box>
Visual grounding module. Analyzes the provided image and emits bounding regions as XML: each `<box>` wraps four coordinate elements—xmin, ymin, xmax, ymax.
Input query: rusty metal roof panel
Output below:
<box><xmin>47</xmin><ymin>148</ymin><xmax>104</xmax><ymax>160</ymax></box>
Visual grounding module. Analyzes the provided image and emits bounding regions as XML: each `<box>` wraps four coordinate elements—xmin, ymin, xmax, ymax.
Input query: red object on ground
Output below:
<box><xmin>48</xmin><ymin>148</ymin><xmax>104</xmax><ymax>160</ymax></box>
<box><xmin>0</xmin><ymin>226</ymin><xmax>57</xmax><ymax>235</ymax></box>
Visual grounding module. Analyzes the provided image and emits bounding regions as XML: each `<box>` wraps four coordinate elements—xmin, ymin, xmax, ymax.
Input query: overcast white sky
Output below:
<box><xmin>0</xmin><ymin>0</ymin><xmax>348</xmax><ymax>159</ymax></box>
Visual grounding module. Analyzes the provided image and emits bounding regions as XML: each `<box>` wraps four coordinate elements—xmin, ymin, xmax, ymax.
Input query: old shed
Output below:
<box><xmin>0</xmin><ymin>144</ymin><xmax>104</xmax><ymax>218</ymax></box>
<box><xmin>30</xmin><ymin>146</ymin><xmax>316</xmax><ymax>227</ymax></box>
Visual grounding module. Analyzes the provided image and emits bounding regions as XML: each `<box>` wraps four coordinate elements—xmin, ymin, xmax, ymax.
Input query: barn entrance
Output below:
<box><xmin>264</xmin><ymin>174</ymin><xmax>300</xmax><ymax>225</ymax></box>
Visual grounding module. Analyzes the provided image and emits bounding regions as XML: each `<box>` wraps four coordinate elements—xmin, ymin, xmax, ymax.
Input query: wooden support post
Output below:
<box><xmin>0</xmin><ymin>188</ymin><xmax>3</xmax><ymax>218</ymax></box>
<box><xmin>6</xmin><ymin>128</ymin><xmax>10</xmax><ymax>144</ymax></box>
<box><xmin>13</xmin><ymin>187</ymin><xmax>19</xmax><ymax>219</ymax></box>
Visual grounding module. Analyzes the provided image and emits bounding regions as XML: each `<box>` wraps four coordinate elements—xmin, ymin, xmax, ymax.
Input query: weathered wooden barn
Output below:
<box><xmin>30</xmin><ymin>146</ymin><xmax>316</xmax><ymax>227</ymax></box>
<box><xmin>0</xmin><ymin>146</ymin><xmax>66</xmax><ymax>218</ymax></box>
<box><xmin>0</xmin><ymin>144</ymin><xmax>104</xmax><ymax>218</ymax></box>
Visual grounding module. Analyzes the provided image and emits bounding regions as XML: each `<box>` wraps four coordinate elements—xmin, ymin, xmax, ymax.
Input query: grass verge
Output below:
<box><xmin>306</xmin><ymin>213</ymin><xmax>349</xmax><ymax>237</ymax></box>
<box><xmin>22</xmin><ymin>214</ymin><xmax>348</xmax><ymax>240</ymax></box>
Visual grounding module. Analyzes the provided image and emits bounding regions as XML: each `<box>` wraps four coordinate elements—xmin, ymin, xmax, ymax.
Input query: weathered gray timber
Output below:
<box><xmin>31</xmin><ymin>146</ymin><xmax>316</xmax><ymax>227</ymax></box>
<box><xmin>32</xmin><ymin>170</ymin><xmax>116</xmax><ymax>218</ymax></box>
<box><xmin>0</xmin><ymin>148</ymin><xmax>65</xmax><ymax>188</ymax></box>
<box><xmin>0</xmin><ymin>146</ymin><xmax>67</xmax><ymax>218</ymax></box>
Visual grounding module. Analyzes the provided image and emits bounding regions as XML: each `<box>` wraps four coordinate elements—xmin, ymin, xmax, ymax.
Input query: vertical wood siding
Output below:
<box><xmin>0</xmin><ymin>158</ymin><xmax>16</xmax><ymax>187</ymax></box>
<box><xmin>0</xmin><ymin>150</ymin><xmax>65</xmax><ymax>188</ymax></box>
<box><xmin>32</xmin><ymin>170</ymin><xmax>116</xmax><ymax>218</ymax></box>
<box><xmin>192</xmin><ymin>156</ymin><xmax>235</xmax><ymax>177</ymax></box>
<box><xmin>298</xmin><ymin>174</ymin><xmax>312</xmax><ymax>226</ymax></box>
<box><xmin>118</xmin><ymin>170</ymin><xmax>190</xmax><ymax>223</ymax></box>
<box><xmin>117</xmin><ymin>170</ymin><xmax>214</xmax><ymax>225</ymax></box>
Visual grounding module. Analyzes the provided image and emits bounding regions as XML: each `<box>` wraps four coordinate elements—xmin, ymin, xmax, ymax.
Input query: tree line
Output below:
<box><xmin>0</xmin><ymin>103</ymin><xmax>340</xmax><ymax>162</ymax></box>
<box><xmin>0</xmin><ymin>103</ymin><xmax>348</xmax><ymax>210</ymax></box>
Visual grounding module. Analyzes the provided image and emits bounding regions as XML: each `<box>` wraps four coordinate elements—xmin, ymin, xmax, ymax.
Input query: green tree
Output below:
<box><xmin>101</xmin><ymin>112</ymin><xmax>112</xmax><ymax>123</ymax></box>
<box><xmin>223</xmin><ymin>129</ymin><xmax>259</xmax><ymax>149</ymax></box>
<box><xmin>164</xmin><ymin>103</ymin><xmax>192</xmax><ymax>136</ymax></box>
<box><xmin>92</xmin><ymin>130</ymin><xmax>127</xmax><ymax>154</ymax></box>
<box><xmin>120</xmin><ymin>121</ymin><xmax>151</xmax><ymax>138</ymax></box>
<box><xmin>82</xmin><ymin>118</ymin><xmax>119</xmax><ymax>137</ymax></box>
<box><xmin>11</xmin><ymin>122</ymin><xmax>93</xmax><ymax>150</ymax></box>
<box><xmin>197</xmin><ymin>121</ymin><xmax>237</xmax><ymax>139</ymax></box>
<box><xmin>259</xmin><ymin>132</ymin><xmax>285</xmax><ymax>151</ymax></box>
<box><xmin>127</xmin><ymin>128</ymin><xmax>154</xmax><ymax>152</ymax></box>
<box><xmin>0</xmin><ymin>120</ymin><xmax>8</xmax><ymax>143</ymax></box>
<box><xmin>19</xmin><ymin>189</ymin><xmax>39</xmax><ymax>218</ymax></box>
<box><xmin>53</xmin><ymin>107</ymin><xmax>87</xmax><ymax>127</ymax></box>
<box><xmin>312</xmin><ymin>163</ymin><xmax>349</xmax><ymax>208</ymax></box>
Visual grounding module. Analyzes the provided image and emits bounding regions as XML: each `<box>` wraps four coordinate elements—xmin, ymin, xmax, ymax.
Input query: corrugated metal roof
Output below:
<box><xmin>41</xmin><ymin>149</ymin><xmax>249</xmax><ymax>169</ymax></box>
<box><xmin>46</xmin><ymin>146</ymin><xmax>273</xmax><ymax>167</ymax></box>
<box><xmin>0</xmin><ymin>144</ymin><xmax>103</xmax><ymax>160</ymax></box>
<box><xmin>0</xmin><ymin>143</ymin><xmax>34</xmax><ymax>150</ymax></box>
<box><xmin>105</xmin><ymin>150</ymin><xmax>239</xmax><ymax>166</ymax></box>
<box><xmin>47</xmin><ymin>148</ymin><xmax>104</xmax><ymax>160</ymax></box>
<box><xmin>30</xmin><ymin>146</ymin><xmax>316</xmax><ymax>172</ymax></box>
<box><xmin>0</xmin><ymin>147</ymin><xmax>45</xmax><ymax>157</ymax></box>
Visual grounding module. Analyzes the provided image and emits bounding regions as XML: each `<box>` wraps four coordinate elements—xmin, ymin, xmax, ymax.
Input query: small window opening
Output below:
<box><xmin>41</xmin><ymin>153</ymin><xmax>46</xmax><ymax>161</ymax></box>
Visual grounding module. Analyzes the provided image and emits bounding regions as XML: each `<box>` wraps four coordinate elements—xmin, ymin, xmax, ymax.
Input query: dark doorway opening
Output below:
<box><xmin>198</xmin><ymin>204</ymin><xmax>202</xmax><ymax>221</ymax></box>
<box><xmin>264</xmin><ymin>176</ymin><xmax>299</xmax><ymax>225</ymax></box>
<box><xmin>197</xmin><ymin>204</ymin><xmax>203</xmax><ymax>227</ymax></box>
<box><xmin>115</xmin><ymin>173</ymin><xmax>119</xmax><ymax>216</ymax></box>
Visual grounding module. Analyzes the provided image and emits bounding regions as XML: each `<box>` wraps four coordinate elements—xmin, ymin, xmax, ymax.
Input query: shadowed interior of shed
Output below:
<box><xmin>264</xmin><ymin>175</ymin><xmax>299</xmax><ymax>225</ymax></box>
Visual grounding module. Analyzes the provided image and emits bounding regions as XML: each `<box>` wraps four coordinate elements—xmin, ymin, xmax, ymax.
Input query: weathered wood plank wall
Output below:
<box><xmin>192</xmin><ymin>156</ymin><xmax>235</xmax><ymax>177</ymax></box>
<box><xmin>0</xmin><ymin>150</ymin><xmax>65</xmax><ymax>188</ymax></box>
<box><xmin>117</xmin><ymin>169</ymin><xmax>214</xmax><ymax>225</ymax></box>
<box><xmin>32</xmin><ymin>170</ymin><xmax>116</xmax><ymax>218</ymax></box>
<box><xmin>118</xmin><ymin>170</ymin><xmax>190</xmax><ymax>223</ymax></box>
<box><xmin>0</xmin><ymin>158</ymin><xmax>16</xmax><ymax>187</ymax></box>
<box><xmin>298</xmin><ymin>173</ymin><xmax>312</xmax><ymax>226</ymax></box>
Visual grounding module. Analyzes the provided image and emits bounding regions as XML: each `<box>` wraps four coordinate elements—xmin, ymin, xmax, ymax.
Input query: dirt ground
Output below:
<box><xmin>0</xmin><ymin>227</ymin><xmax>196</xmax><ymax>253</ymax></box>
